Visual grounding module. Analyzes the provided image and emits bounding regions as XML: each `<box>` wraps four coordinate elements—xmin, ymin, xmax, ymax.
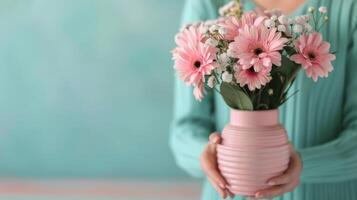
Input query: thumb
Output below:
<box><xmin>209</xmin><ymin>132</ymin><xmax>222</xmax><ymax>144</ymax></box>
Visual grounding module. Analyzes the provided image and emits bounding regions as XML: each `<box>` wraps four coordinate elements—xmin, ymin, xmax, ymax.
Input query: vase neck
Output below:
<box><xmin>230</xmin><ymin>109</ymin><xmax>279</xmax><ymax>127</ymax></box>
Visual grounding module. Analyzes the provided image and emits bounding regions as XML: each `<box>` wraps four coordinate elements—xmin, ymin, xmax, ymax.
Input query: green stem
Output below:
<box><xmin>214</xmin><ymin>87</ymin><xmax>221</xmax><ymax>94</ymax></box>
<box><xmin>311</xmin><ymin>12</ymin><xmax>318</xmax><ymax>30</ymax></box>
<box><xmin>317</xmin><ymin>18</ymin><xmax>328</xmax><ymax>32</ymax></box>
<box><xmin>241</xmin><ymin>86</ymin><xmax>249</xmax><ymax>96</ymax></box>
<box><xmin>280</xmin><ymin>90</ymin><xmax>299</xmax><ymax>105</ymax></box>
<box><xmin>213</xmin><ymin>71</ymin><xmax>221</xmax><ymax>84</ymax></box>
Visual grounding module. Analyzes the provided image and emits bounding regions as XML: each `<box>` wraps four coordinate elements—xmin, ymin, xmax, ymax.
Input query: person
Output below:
<box><xmin>170</xmin><ymin>0</ymin><xmax>357</xmax><ymax>199</ymax></box>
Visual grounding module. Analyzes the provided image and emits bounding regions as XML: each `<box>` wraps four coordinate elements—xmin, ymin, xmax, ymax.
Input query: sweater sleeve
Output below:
<box><xmin>298</xmin><ymin>24</ymin><xmax>357</xmax><ymax>183</ymax></box>
<box><xmin>169</xmin><ymin>0</ymin><xmax>220</xmax><ymax>178</ymax></box>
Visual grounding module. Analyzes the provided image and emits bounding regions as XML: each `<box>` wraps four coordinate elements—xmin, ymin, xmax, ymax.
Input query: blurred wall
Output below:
<box><xmin>0</xmin><ymin>0</ymin><xmax>186</xmax><ymax>178</ymax></box>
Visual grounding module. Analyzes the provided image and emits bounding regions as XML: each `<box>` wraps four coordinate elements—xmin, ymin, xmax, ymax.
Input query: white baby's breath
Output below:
<box><xmin>207</xmin><ymin>76</ymin><xmax>216</xmax><ymax>88</ymax></box>
<box><xmin>287</xmin><ymin>18</ymin><xmax>294</xmax><ymax>25</ymax></box>
<box><xmin>233</xmin><ymin>63</ymin><xmax>239</xmax><ymax>71</ymax></box>
<box><xmin>222</xmin><ymin>71</ymin><xmax>233</xmax><ymax>83</ymax></box>
<box><xmin>293</xmin><ymin>24</ymin><xmax>303</xmax><ymax>33</ymax></box>
<box><xmin>219</xmin><ymin>1</ymin><xmax>238</xmax><ymax>16</ymax></box>
<box><xmin>270</xmin><ymin>15</ymin><xmax>278</xmax><ymax>21</ymax></box>
<box><xmin>215</xmin><ymin>60</ymin><xmax>227</xmax><ymax>74</ymax></box>
<box><xmin>205</xmin><ymin>38</ymin><xmax>218</xmax><ymax>47</ymax></box>
<box><xmin>212</xmin><ymin>62</ymin><xmax>220</xmax><ymax>69</ymax></box>
<box><xmin>277</xmin><ymin>25</ymin><xmax>287</xmax><ymax>32</ymax></box>
<box><xmin>209</xmin><ymin>25</ymin><xmax>219</xmax><ymax>32</ymax></box>
<box><xmin>205</xmin><ymin>20</ymin><xmax>217</xmax><ymax>26</ymax></box>
<box><xmin>294</xmin><ymin>16</ymin><xmax>307</xmax><ymax>24</ymax></box>
<box><xmin>278</xmin><ymin>15</ymin><xmax>289</xmax><ymax>25</ymax></box>
<box><xmin>218</xmin><ymin>53</ymin><xmax>230</xmax><ymax>66</ymax></box>
<box><xmin>216</xmin><ymin>66</ymin><xmax>225</xmax><ymax>74</ymax></box>
<box><xmin>308</xmin><ymin>6</ymin><xmax>315</xmax><ymax>13</ymax></box>
<box><xmin>219</xmin><ymin>7</ymin><xmax>227</xmax><ymax>16</ymax></box>
<box><xmin>218</xmin><ymin>27</ymin><xmax>228</xmax><ymax>35</ymax></box>
<box><xmin>227</xmin><ymin>49</ymin><xmax>236</xmax><ymax>58</ymax></box>
<box><xmin>302</xmin><ymin>15</ymin><xmax>311</xmax><ymax>22</ymax></box>
<box><xmin>201</xmin><ymin>26</ymin><xmax>209</xmax><ymax>34</ymax></box>
<box><xmin>304</xmin><ymin>23</ymin><xmax>313</xmax><ymax>32</ymax></box>
<box><xmin>264</xmin><ymin>19</ymin><xmax>276</xmax><ymax>28</ymax></box>
<box><xmin>192</xmin><ymin>22</ymin><xmax>201</xmax><ymax>27</ymax></box>
<box><xmin>319</xmin><ymin>6</ymin><xmax>327</xmax><ymax>13</ymax></box>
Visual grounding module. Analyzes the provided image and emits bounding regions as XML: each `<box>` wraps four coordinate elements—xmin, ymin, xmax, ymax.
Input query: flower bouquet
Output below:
<box><xmin>172</xmin><ymin>0</ymin><xmax>335</xmax><ymax>196</ymax></box>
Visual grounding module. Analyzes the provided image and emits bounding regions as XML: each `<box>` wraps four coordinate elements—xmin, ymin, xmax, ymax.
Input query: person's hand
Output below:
<box><xmin>252</xmin><ymin>144</ymin><xmax>303</xmax><ymax>199</ymax></box>
<box><xmin>200</xmin><ymin>132</ymin><xmax>234</xmax><ymax>199</ymax></box>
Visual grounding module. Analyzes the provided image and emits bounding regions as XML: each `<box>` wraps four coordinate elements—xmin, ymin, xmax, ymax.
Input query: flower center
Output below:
<box><xmin>194</xmin><ymin>60</ymin><xmax>201</xmax><ymax>68</ymax></box>
<box><xmin>254</xmin><ymin>48</ymin><xmax>263</xmax><ymax>56</ymax></box>
<box><xmin>248</xmin><ymin>67</ymin><xmax>257</xmax><ymax>74</ymax></box>
<box><xmin>308</xmin><ymin>52</ymin><xmax>316</xmax><ymax>60</ymax></box>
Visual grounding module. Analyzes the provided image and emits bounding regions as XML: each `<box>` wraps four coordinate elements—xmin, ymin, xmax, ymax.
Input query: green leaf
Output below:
<box><xmin>277</xmin><ymin>56</ymin><xmax>301</xmax><ymax>93</ymax></box>
<box><xmin>280</xmin><ymin>89</ymin><xmax>299</xmax><ymax>105</ymax></box>
<box><xmin>220</xmin><ymin>82</ymin><xmax>253</xmax><ymax>110</ymax></box>
<box><xmin>277</xmin><ymin>56</ymin><xmax>300</xmax><ymax>77</ymax></box>
<box><xmin>256</xmin><ymin>103</ymin><xmax>269</xmax><ymax>110</ymax></box>
<box><xmin>272</xmin><ymin>56</ymin><xmax>301</xmax><ymax>107</ymax></box>
<box><xmin>261</xmin><ymin>72</ymin><xmax>285</xmax><ymax>109</ymax></box>
<box><xmin>284</xmin><ymin>46</ymin><xmax>297</xmax><ymax>56</ymax></box>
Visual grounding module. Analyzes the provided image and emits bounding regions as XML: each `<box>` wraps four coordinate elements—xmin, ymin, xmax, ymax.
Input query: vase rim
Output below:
<box><xmin>230</xmin><ymin>109</ymin><xmax>278</xmax><ymax>113</ymax></box>
<box><xmin>230</xmin><ymin>109</ymin><xmax>279</xmax><ymax>126</ymax></box>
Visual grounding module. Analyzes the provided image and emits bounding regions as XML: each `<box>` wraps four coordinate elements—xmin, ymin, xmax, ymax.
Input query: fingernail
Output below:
<box><xmin>268</xmin><ymin>181</ymin><xmax>276</xmax><ymax>185</ymax></box>
<box><xmin>256</xmin><ymin>193</ymin><xmax>263</xmax><ymax>198</ymax></box>
<box><xmin>219</xmin><ymin>182</ymin><xmax>226</xmax><ymax>188</ymax></box>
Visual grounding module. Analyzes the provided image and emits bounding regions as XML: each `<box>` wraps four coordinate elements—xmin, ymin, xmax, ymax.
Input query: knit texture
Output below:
<box><xmin>170</xmin><ymin>0</ymin><xmax>357</xmax><ymax>199</ymax></box>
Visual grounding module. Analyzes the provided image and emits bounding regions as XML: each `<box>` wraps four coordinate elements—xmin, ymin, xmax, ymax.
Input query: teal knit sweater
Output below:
<box><xmin>170</xmin><ymin>0</ymin><xmax>357</xmax><ymax>199</ymax></box>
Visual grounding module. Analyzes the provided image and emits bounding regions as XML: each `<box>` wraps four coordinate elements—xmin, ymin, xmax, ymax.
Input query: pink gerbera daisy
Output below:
<box><xmin>290</xmin><ymin>32</ymin><xmax>336</xmax><ymax>81</ymax></box>
<box><xmin>175</xmin><ymin>25</ymin><xmax>205</xmax><ymax>48</ymax></box>
<box><xmin>193</xmin><ymin>81</ymin><xmax>206</xmax><ymax>101</ymax></box>
<box><xmin>172</xmin><ymin>26</ymin><xmax>217</xmax><ymax>85</ymax></box>
<box><xmin>172</xmin><ymin>26</ymin><xmax>217</xmax><ymax>100</ymax></box>
<box><xmin>219</xmin><ymin>11</ymin><xmax>266</xmax><ymax>40</ymax></box>
<box><xmin>234</xmin><ymin>65</ymin><xmax>272</xmax><ymax>91</ymax></box>
<box><xmin>228</xmin><ymin>25</ymin><xmax>288</xmax><ymax>72</ymax></box>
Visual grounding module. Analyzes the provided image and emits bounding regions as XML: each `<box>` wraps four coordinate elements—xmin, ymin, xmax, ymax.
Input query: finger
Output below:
<box><xmin>200</xmin><ymin>151</ymin><xmax>228</xmax><ymax>189</ymax></box>
<box><xmin>268</xmin><ymin>151</ymin><xmax>301</xmax><ymax>185</ymax></box>
<box><xmin>205</xmin><ymin>165</ymin><xmax>228</xmax><ymax>189</ymax></box>
<box><xmin>256</xmin><ymin>179</ymin><xmax>300</xmax><ymax>199</ymax></box>
<box><xmin>208</xmin><ymin>176</ymin><xmax>227</xmax><ymax>199</ymax></box>
<box><xmin>209</xmin><ymin>132</ymin><xmax>222</xmax><ymax>144</ymax></box>
<box><xmin>226</xmin><ymin>188</ymin><xmax>235</xmax><ymax>198</ymax></box>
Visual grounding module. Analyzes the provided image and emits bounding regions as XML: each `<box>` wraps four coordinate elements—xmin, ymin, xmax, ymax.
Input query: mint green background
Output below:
<box><xmin>0</xmin><ymin>0</ymin><xmax>185</xmax><ymax>178</ymax></box>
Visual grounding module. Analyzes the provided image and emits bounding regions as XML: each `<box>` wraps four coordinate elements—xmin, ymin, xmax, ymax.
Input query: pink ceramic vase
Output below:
<box><xmin>217</xmin><ymin>109</ymin><xmax>289</xmax><ymax>196</ymax></box>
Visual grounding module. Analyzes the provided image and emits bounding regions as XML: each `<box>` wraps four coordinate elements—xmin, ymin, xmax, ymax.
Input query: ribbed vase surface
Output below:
<box><xmin>217</xmin><ymin>109</ymin><xmax>289</xmax><ymax>196</ymax></box>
